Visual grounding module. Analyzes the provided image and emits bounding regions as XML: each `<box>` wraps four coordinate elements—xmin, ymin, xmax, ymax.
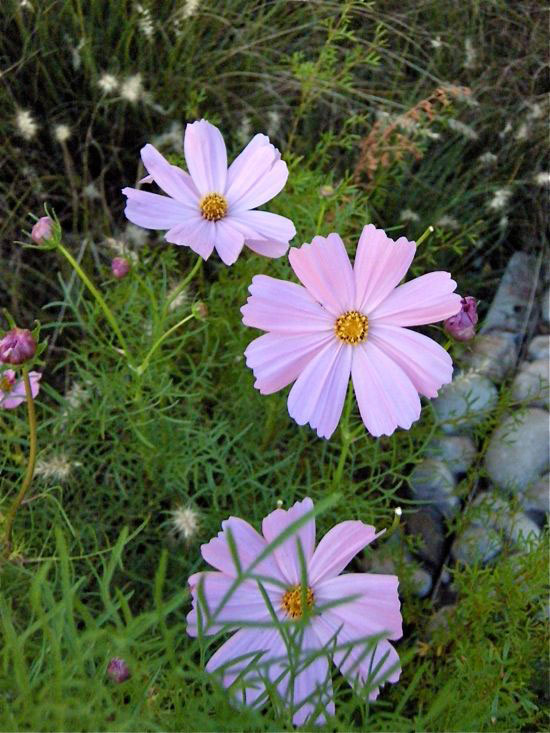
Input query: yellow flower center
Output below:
<box><xmin>0</xmin><ymin>376</ymin><xmax>14</xmax><ymax>393</ymax></box>
<box><xmin>281</xmin><ymin>585</ymin><xmax>315</xmax><ymax>619</ymax></box>
<box><xmin>335</xmin><ymin>310</ymin><xmax>369</xmax><ymax>344</ymax></box>
<box><xmin>200</xmin><ymin>192</ymin><xmax>228</xmax><ymax>221</ymax></box>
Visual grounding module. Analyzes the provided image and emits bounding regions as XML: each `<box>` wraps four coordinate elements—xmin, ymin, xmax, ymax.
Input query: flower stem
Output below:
<box><xmin>1</xmin><ymin>369</ymin><xmax>38</xmax><ymax>563</ymax></box>
<box><xmin>164</xmin><ymin>256</ymin><xmax>203</xmax><ymax>314</ymax></box>
<box><xmin>56</xmin><ymin>242</ymin><xmax>131</xmax><ymax>363</ymax></box>
<box><xmin>416</xmin><ymin>224</ymin><xmax>434</xmax><ymax>246</ymax></box>
<box><xmin>135</xmin><ymin>313</ymin><xmax>195</xmax><ymax>376</ymax></box>
<box><xmin>332</xmin><ymin>382</ymin><xmax>354</xmax><ymax>490</ymax></box>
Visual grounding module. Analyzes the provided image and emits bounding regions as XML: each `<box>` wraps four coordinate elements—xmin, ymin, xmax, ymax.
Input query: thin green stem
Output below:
<box><xmin>164</xmin><ymin>256</ymin><xmax>203</xmax><ymax>314</ymax></box>
<box><xmin>416</xmin><ymin>224</ymin><xmax>434</xmax><ymax>246</ymax></box>
<box><xmin>57</xmin><ymin>242</ymin><xmax>131</xmax><ymax>362</ymax></box>
<box><xmin>332</xmin><ymin>382</ymin><xmax>354</xmax><ymax>490</ymax></box>
<box><xmin>135</xmin><ymin>313</ymin><xmax>195</xmax><ymax>376</ymax></box>
<box><xmin>1</xmin><ymin>369</ymin><xmax>38</xmax><ymax>563</ymax></box>
<box><xmin>315</xmin><ymin>202</ymin><xmax>326</xmax><ymax>233</ymax></box>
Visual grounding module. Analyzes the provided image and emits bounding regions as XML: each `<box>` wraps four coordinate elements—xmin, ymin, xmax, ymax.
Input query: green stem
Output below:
<box><xmin>315</xmin><ymin>202</ymin><xmax>326</xmax><ymax>233</ymax></box>
<box><xmin>416</xmin><ymin>224</ymin><xmax>434</xmax><ymax>246</ymax></box>
<box><xmin>1</xmin><ymin>369</ymin><xmax>38</xmax><ymax>563</ymax></box>
<box><xmin>164</xmin><ymin>256</ymin><xmax>203</xmax><ymax>314</ymax></box>
<box><xmin>332</xmin><ymin>383</ymin><xmax>354</xmax><ymax>490</ymax></box>
<box><xmin>135</xmin><ymin>313</ymin><xmax>195</xmax><ymax>376</ymax></box>
<box><xmin>57</xmin><ymin>242</ymin><xmax>131</xmax><ymax>362</ymax></box>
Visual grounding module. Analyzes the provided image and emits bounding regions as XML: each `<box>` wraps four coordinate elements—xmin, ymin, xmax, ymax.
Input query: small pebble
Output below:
<box><xmin>527</xmin><ymin>335</ymin><xmax>550</xmax><ymax>361</ymax></box>
<box><xmin>461</xmin><ymin>331</ymin><xmax>518</xmax><ymax>382</ymax></box>
<box><xmin>409</xmin><ymin>459</ymin><xmax>460</xmax><ymax>518</ymax></box>
<box><xmin>426</xmin><ymin>435</ymin><xmax>476</xmax><ymax>475</ymax></box>
<box><xmin>432</xmin><ymin>372</ymin><xmax>498</xmax><ymax>434</ymax></box>
<box><xmin>451</xmin><ymin>525</ymin><xmax>503</xmax><ymax>565</ymax></box>
<box><xmin>511</xmin><ymin>359</ymin><xmax>549</xmax><ymax>408</ymax></box>
<box><xmin>484</xmin><ymin>408</ymin><xmax>550</xmax><ymax>493</ymax></box>
<box><xmin>518</xmin><ymin>473</ymin><xmax>549</xmax><ymax>520</ymax></box>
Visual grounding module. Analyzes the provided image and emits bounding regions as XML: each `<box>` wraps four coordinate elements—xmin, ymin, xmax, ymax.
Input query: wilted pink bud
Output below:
<box><xmin>0</xmin><ymin>328</ymin><xmax>36</xmax><ymax>365</ymax></box>
<box><xmin>107</xmin><ymin>657</ymin><xmax>130</xmax><ymax>683</ymax></box>
<box><xmin>444</xmin><ymin>296</ymin><xmax>478</xmax><ymax>341</ymax></box>
<box><xmin>31</xmin><ymin>216</ymin><xmax>53</xmax><ymax>244</ymax></box>
<box><xmin>111</xmin><ymin>257</ymin><xmax>130</xmax><ymax>279</ymax></box>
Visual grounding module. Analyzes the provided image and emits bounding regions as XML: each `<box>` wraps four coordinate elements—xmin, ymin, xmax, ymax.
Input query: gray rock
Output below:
<box><xmin>426</xmin><ymin>435</ymin><xmax>476</xmax><ymax>475</ymax></box>
<box><xmin>432</xmin><ymin>372</ymin><xmax>499</xmax><ymax>434</ymax></box>
<box><xmin>412</xmin><ymin>567</ymin><xmax>433</xmax><ymax>598</ymax></box>
<box><xmin>469</xmin><ymin>491</ymin><xmax>541</xmax><ymax>548</ymax></box>
<box><xmin>469</xmin><ymin>492</ymin><xmax>509</xmax><ymax>528</ymax></box>
<box><xmin>481</xmin><ymin>252</ymin><xmax>539</xmax><ymax>334</ymax></box>
<box><xmin>407</xmin><ymin>508</ymin><xmax>446</xmax><ymax>566</ymax></box>
<box><xmin>462</xmin><ymin>331</ymin><xmax>518</xmax><ymax>382</ymax></box>
<box><xmin>409</xmin><ymin>459</ymin><xmax>460</xmax><ymax>518</ymax></box>
<box><xmin>485</xmin><ymin>409</ymin><xmax>550</xmax><ymax>493</ymax></box>
<box><xmin>451</xmin><ymin>525</ymin><xmax>503</xmax><ymax>565</ymax></box>
<box><xmin>542</xmin><ymin>286</ymin><xmax>550</xmax><ymax>325</ymax></box>
<box><xmin>518</xmin><ymin>473</ymin><xmax>549</xmax><ymax>518</ymax></box>
<box><xmin>496</xmin><ymin>511</ymin><xmax>541</xmax><ymax>546</ymax></box>
<box><xmin>511</xmin><ymin>359</ymin><xmax>549</xmax><ymax>408</ymax></box>
<box><xmin>527</xmin><ymin>335</ymin><xmax>550</xmax><ymax>361</ymax></box>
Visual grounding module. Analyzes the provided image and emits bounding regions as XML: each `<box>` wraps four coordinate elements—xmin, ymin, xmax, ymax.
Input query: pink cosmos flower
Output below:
<box><xmin>122</xmin><ymin>120</ymin><xmax>296</xmax><ymax>266</ymax></box>
<box><xmin>187</xmin><ymin>497</ymin><xmax>402</xmax><ymax>726</ymax></box>
<box><xmin>241</xmin><ymin>226</ymin><xmax>462</xmax><ymax>438</ymax></box>
<box><xmin>0</xmin><ymin>370</ymin><xmax>41</xmax><ymax>409</ymax></box>
<box><xmin>31</xmin><ymin>216</ymin><xmax>53</xmax><ymax>244</ymax></box>
<box><xmin>444</xmin><ymin>295</ymin><xmax>478</xmax><ymax>341</ymax></box>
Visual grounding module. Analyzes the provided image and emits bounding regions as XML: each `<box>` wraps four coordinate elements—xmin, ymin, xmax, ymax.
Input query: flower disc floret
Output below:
<box><xmin>281</xmin><ymin>585</ymin><xmax>314</xmax><ymax>619</ymax></box>
<box><xmin>335</xmin><ymin>310</ymin><xmax>368</xmax><ymax>344</ymax></box>
<box><xmin>200</xmin><ymin>192</ymin><xmax>227</xmax><ymax>221</ymax></box>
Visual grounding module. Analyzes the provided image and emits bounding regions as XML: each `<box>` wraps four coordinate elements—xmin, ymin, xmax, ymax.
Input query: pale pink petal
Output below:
<box><xmin>291</xmin><ymin>627</ymin><xmax>334</xmax><ymax>725</ymax></box>
<box><xmin>244</xmin><ymin>331</ymin><xmax>334</xmax><ymax>395</ymax></box>
<box><xmin>212</xmin><ymin>219</ymin><xmax>245</xmax><ymax>266</ymax></box>
<box><xmin>184</xmin><ymin>120</ymin><xmax>227</xmax><ymax>195</ymax></box>
<box><xmin>261</xmin><ymin>497</ymin><xmax>315</xmax><ymax>585</ymax></box>
<box><xmin>241</xmin><ymin>275</ymin><xmax>333</xmax><ymax>334</ymax></box>
<box><xmin>1</xmin><ymin>372</ymin><xmax>41</xmax><ymax>409</ymax></box>
<box><xmin>312</xmin><ymin>614</ymin><xmax>400</xmax><ymax>698</ymax></box>
<box><xmin>165</xmin><ymin>216</ymin><xmax>215</xmax><ymax>259</ymax></box>
<box><xmin>245</xmin><ymin>239</ymin><xmax>289</xmax><ymax>258</ymax></box>
<box><xmin>370</xmin><ymin>324</ymin><xmax>453</xmax><ymax>398</ymax></box>
<box><xmin>370</xmin><ymin>271</ymin><xmax>461</xmax><ymax>326</ymax></box>
<box><xmin>315</xmin><ymin>574</ymin><xmax>402</xmax><ymax>640</ymax></box>
<box><xmin>225</xmin><ymin>134</ymin><xmax>274</xmax><ymax>191</ymax></box>
<box><xmin>225</xmin><ymin>141</ymin><xmax>288</xmax><ymax>211</ymax></box>
<box><xmin>140</xmin><ymin>144</ymin><xmax>199</xmax><ymax>205</ymax></box>
<box><xmin>230</xmin><ymin>210</ymin><xmax>295</xmax><ymax>246</ymax></box>
<box><xmin>308</xmin><ymin>522</ymin><xmax>378</xmax><ymax>585</ymax></box>
<box><xmin>287</xmin><ymin>340</ymin><xmax>352</xmax><ymax>440</ymax></box>
<box><xmin>201</xmin><ymin>516</ymin><xmax>285</xmax><ymax>584</ymax></box>
<box><xmin>122</xmin><ymin>187</ymin><xmax>190</xmax><ymax>229</ymax></box>
<box><xmin>354</xmin><ymin>225</ymin><xmax>416</xmax><ymax>313</ymax></box>
<box><xmin>351</xmin><ymin>341</ymin><xmax>421</xmax><ymax>437</ymax></box>
<box><xmin>186</xmin><ymin>572</ymin><xmax>275</xmax><ymax>636</ymax></box>
<box><xmin>289</xmin><ymin>234</ymin><xmax>355</xmax><ymax>316</ymax></box>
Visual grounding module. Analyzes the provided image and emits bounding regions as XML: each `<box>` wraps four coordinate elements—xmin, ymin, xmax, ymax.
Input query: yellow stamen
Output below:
<box><xmin>0</xmin><ymin>376</ymin><xmax>14</xmax><ymax>393</ymax></box>
<box><xmin>335</xmin><ymin>310</ymin><xmax>368</xmax><ymax>344</ymax></box>
<box><xmin>281</xmin><ymin>585</ymin><xmax>314</xmax><ymax>619</ymax></box>
<box><xmin>199</xmin><ymin>192</ymin><xmax>228</xmax><ymax>221</ymax></box>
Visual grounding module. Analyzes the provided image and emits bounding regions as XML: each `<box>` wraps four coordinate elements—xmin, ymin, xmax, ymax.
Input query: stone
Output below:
<box><xmin>432</xmin><ymin>372</ymin><xmax>498</xmax><ymax>434</ymax></box>
<box><xmin>461</xmin><ymin>331</ymin><xmax>518</xmax><ymax>382</ymax></box>
<box><xmin>527</xmin><ymin>335</ymin><xmax>550</xmax><ymax>361</ymax></box>
<box><xmin>407</xmin><ymin>508</ymin><xmax>446</xmax><ymax>566</ymax></box>
<box><xmin>484</xmin><ymin>409</ymin><xmax>550</xmax><ymax>493</ymax></box>
<box><xmin>409</xmin><ymin>459</ymin><xmax>460</xmax><ymax>518</ymax></box>
<box><xmin>412</xmin><ymin>567</ymin><xmax>433</xmax><ymax>598</ymax></box>
<box><xmin>511</xmin><ymin>359</ymin><xmax>549</xmax><ymax>408</ymax></box>
<box><xmin>469</xmin><ymin>491</ymin><xmax>541</xmax><ymax>548</ymax></box>
<box><xmin>481</xmin><ymin>252</ymin><xmax>539</xmax><ymax>334</ymax></box>
<box><xmin>451</xmin><ymin>525</ymin><xmax>502</xmax><ymax>565</ymax></box>
<box><xmin>426</xmin><ymin>435</ymin><xmax>476</xmax><ymax>475</ymax></box>
<box><xmin>496</xmin><ymin>511</ymin><xmax>541</xmax><ymax>546</ymax></box>
<box><xmin>518</xmin><ymin>473</ymin><xmax>549</xmax><ymax>519</ymax></box>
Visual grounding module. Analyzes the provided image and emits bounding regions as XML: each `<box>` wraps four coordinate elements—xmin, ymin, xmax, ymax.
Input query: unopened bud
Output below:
<box><xmin>107</xmin><ymin>657</ymin><xmax>130</xmax><ymax>683</ymax></box>
<box><xmin>444</xmin><ymin>296</ymin><xmax>478</xmax><ymax>341</ymax></box>
<box><xmin>319</xmin><ymin>184</ymin><xmax>334</xmax><ymax>197</ymax></box>
<box><xmin>192</xmin><ymin>301</ymin><xmax>208</xmax><ymax>320</ymax></box>
<box><xmin>0</xmin><ymin>328</ymin><xmax>36</xmax><ymax>365</ymax></box>
<box><xmin>111</xmin><ymin>257</ymin><xmax>130</xmax><ymax>279</ymax></box>
<box><xmin>31</xmin><ymin>216</ymin><xmax>53</xmax><ymax>244</ymax></box>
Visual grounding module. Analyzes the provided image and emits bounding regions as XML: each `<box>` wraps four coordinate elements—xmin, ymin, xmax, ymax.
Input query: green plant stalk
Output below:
<box><xmin>56</xmin><ymin>242</ymin><xmax>131</xmax><ymax>363</ymax></box>
<box><xmin>416</xmin><ymin>224</ymin><xmax>434</xmax><ymax>246</ymax></box>
<box><xmin>1</xmin><ymin>369</ymin><xmax>38</xmax><ymax>563</ymax></box>
<box><xmin>135</xmin><ymin>313</ymin><xmax>195</xmax><ymax>376</ymax></box>
<box><xmin>164</xmin><ymin>256</ymin><xmax>203</xmax><ymax>314</ymax></box>
<box><xmin>332</xmin><ymin>382</ymin><xmax>354</xmax><ymax>490</ymax></box>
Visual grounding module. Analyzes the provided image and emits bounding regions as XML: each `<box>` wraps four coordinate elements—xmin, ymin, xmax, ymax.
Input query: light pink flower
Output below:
<box><xmin>241</xmin><ymin>226</ymin><xmax>462</xmax><ymax>438</ymax></box>
<box><xmin>0</xmin><ymin>328</ymin><xmax>36</xmax><ymax>365</ymax></box>
<box><xmin>31</xmin><ymin>216</ymin><xmax>53</xmax><ymax>244</ymax></box>
<box><xmin>122</xmin><ymin>119</ymin><xmax>295</xmax><ymax>266</ymax></box>
<box><xmin>0</xmin><ymin>370</ymin><xmax>41</xmax><ymax>409</ymax></box>
<box><xmin>186</xmin><ymin>497</ymin><xmax>402</xmax><ymax>726</ymax></box>
<box><xmin>111</xmin><ymin>256</ymin><xmax>130</xmax><ymax>279</ymax></box>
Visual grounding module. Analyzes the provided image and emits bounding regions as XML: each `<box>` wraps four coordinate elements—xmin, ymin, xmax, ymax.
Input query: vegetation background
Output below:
<box><xmin>0</xmin><ymin>0</ymin><xmax>548</xmax><ymax>730</ymax></box>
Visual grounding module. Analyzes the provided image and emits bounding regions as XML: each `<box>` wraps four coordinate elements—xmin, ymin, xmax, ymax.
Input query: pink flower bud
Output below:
<box><xmin>111</xmin><ymin>257</ymin><xmax>130</xmax><ymax>279</ymax></box>
<box><xmin>444</xmin><ymin>296</ymin><xmax>478</xmax><ymax>341</ymax></box>
<box><xmin>0</xmin><ymin>328</ymin><xmax>36</xmax><ymax>365</ymax></box>
<box><xmin>107</xmin><ymin>657</ymin><xmax>130</xmax><ymax>683</ymax></box>
<box><xmin>31</xmin><ymin>216</ymin><xmax>53</xmax><ymax>244</ymax></box>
